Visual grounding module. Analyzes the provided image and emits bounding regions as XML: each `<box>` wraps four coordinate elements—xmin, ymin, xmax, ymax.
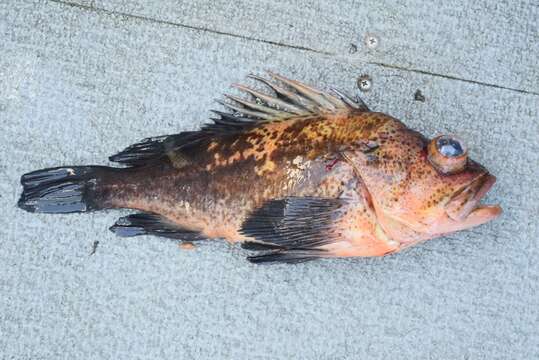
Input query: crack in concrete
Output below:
<box><xmin>369</xmin><ymin>61</ymin><xmax>539</xmax><ymax>96</ymax></box>
<box><xmin>48</xmin><ymin>0</ymin><xmax>538</xmax><ymax>97</ymax></box>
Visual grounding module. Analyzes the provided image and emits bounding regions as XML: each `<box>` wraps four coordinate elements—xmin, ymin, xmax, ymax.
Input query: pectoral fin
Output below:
<box><xmin>246</xmin><ymin>249</ymin><xmax>329</xmax><ymax>264</ymax></box>
<box><xmin>240</xmin><ymin>197</ymin><xmax>346</xmax><ymax>263</ymax></box>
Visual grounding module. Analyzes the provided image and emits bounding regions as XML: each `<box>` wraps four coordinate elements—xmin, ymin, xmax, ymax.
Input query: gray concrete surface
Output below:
<box><xmin>0</xmin><ymin>1</ymin><xmax>537</xmax><ymax>359</ymax></box>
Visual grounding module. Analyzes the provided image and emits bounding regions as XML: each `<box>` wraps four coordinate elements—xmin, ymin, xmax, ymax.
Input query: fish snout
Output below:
<box><xmin>445</xmin><ymin>173</ymin><xmax>501</xmax><ymax>227</ymax></box>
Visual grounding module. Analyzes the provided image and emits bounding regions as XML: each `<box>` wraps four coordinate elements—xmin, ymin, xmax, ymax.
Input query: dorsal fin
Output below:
<box><xmin>109</xmin><ymin>72</ymin><xmax>369</xmax><ymax>167</ymax></box>
<box><xmin>225</xmin><ymin>71</ymin><xmax>369</xmax><ymax>119</ymax></box>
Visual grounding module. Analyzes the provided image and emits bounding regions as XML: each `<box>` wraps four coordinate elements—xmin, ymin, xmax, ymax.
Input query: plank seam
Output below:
<box><xmin>369</xmin><ymin>62</ymin><xmax>539</xmax><ymax>96</ymax></box>
<box><xmin>47</xmin><ymin>0</ymin><xmax>331</xmax><ymax>55</ymax></box>
<box><xmin>47</xmin><ymin>0</ymin><xmax>538</xmax><ymax>97</ymax></box>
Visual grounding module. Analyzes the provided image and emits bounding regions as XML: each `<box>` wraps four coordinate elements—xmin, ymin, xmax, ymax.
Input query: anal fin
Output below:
<box><xmin>109</xmin><ymin>213</ymin><xmax>205</xmax><ymax>241</ymax></box>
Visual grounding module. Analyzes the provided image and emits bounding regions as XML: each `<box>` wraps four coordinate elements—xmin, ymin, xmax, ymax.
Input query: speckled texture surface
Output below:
<box><xmin>68</xmin><ymin>0</ymin><xmax>539</xmax><ymax>94</ymax></box>
<box><xmin>0</xmin><ymin>1</ymin><xmax>538</xmax><ymax>359</ymax></box>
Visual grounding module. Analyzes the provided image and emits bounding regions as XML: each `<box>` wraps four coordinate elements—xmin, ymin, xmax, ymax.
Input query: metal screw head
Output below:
<box><xmin>357</xmin><ymin>75</ymin><xmax>372</xmax><ymax>92</ymax></box>
<box><xmin>364</xmin><ymin>33</ymin><xmax>380</xmax><ymax>49</ymax></box>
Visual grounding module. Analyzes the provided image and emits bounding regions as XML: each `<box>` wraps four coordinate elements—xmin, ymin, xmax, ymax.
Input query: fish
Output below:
<box><xmin>17</xmin><ymin>72</ymin><xmax>502</xmax><ymax>264</ymax></box>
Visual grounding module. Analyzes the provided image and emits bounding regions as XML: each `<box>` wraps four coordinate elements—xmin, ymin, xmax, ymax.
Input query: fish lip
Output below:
<box><xmin>446</xmin><ymin>173</ymin><xmax>498</xmax><ymax>221</ymax></box>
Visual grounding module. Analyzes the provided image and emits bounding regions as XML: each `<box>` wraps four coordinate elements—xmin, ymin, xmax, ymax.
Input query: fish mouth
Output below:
<box><xmin>445</xmin><ymin>173</ymin><xmax>502</xmax><ymax>224</ymax></box>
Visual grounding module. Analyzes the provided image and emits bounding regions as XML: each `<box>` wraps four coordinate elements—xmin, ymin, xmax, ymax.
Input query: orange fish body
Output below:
<box><xmin>18</xmin><ymin>73</ymin><xmax>501</xmax><ymax>263</ymax></box>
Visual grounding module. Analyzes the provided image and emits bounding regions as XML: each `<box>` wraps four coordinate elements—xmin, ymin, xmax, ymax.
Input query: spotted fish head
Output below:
<box><xmin>348</xmin><ymin>114</ymin><xmax>502</xmax><ymax>245</ymax></box>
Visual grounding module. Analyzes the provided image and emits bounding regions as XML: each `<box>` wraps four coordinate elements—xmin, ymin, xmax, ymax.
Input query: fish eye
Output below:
<box><xmin>436</xmin><ymin>136</ymin><xmax>465</xmax><ymax>157</ymax></box>
<box><xmin>428</xmin><ymin>135</ymin><xmax>468</xmax><ymax>174</ymax></box>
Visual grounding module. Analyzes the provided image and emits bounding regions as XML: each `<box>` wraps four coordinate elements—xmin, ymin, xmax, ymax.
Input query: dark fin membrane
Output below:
<box><xmin>109</xmin><ymin>135</ymin><xmax>169</xmax><ymax>167</ymax></box>
<box><xmin>18</xmin><ymin>166</ymin><xmax>106</xmax><ymax>213</ymax></box>
<box><xmin>109</xmin><ymin>72</ymin><xmax>369</xmax><ymax>168</ymax></box>
<box><xmin>109</xmin><ymin>213</ymin><xmax>205</xmax><ymax>241</ymax></box>
<box><xmin>241</xmin><ymin>197</ymin><xmax>345</xmax><ymax>248</ymax></box>
<box><xmin>241</xmin><ymin>241</ymin><xmax>284</xmax><ymax>251</ymax></box>
<box><xmin>109</xmin><ymin>131</ymin><xmax>216</xmax><ymax>168</ymax></box>
<box><xmin>247</xmin><ymin>249</ymin><xmax>327</xmax><ymax>264</ymax></box>
<box><xmin>240</xmin><ymin>197</ymin><xmax>345</xmax><ymax>264</ymax></box>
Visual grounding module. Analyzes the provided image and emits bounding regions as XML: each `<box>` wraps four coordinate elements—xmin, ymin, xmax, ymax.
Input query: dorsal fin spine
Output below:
<box><xmin>109</xmin><ymin>72</ymin><xmax>370</xmax><ymax>167</ymax></box>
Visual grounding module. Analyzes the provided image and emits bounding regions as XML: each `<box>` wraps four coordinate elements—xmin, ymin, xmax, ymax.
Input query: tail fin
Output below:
<box><xmin>17</xmin><ymin>166</ymin><xmax>110</xmax><ymax>213</ymax></box>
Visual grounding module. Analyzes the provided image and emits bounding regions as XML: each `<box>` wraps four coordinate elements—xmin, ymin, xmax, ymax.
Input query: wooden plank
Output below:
<box><xmin>1</xmin><ymin>1</ymin><xmax>538</xmax><ymax>359</ymax></box>
<box><xmin>62</xmin><ymin>0</ymin><xmax>539</xmax><ymax>94</ymax></box>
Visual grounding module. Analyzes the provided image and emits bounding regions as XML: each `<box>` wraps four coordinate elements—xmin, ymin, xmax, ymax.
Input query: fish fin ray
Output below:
<box><xmin>109</xmin><ymin>213</ymin><xmax>205</xmax><ymax>241</ymax></box>
<box><xmin>109</xmin><ymin>135</ymin><xmax>169</xmax><ymax>166</ymax></box>
<box><xmin>109</xmin><ymin>72</ymin><xmax>369</xmax><ymax>167</ymax></box>
<box><xmin>247</xmin><ymin>249</ymin><xmax>327</xmax><ymax>264</ymax></box>
<box><xmin>17</xmin><ymin>166</ymin><xmax>107</xmax><ymax>213</ymax></box>
<box><xmin>330</xmin><ymin>87</ymin><xmax>370</xmax><ymax>111</ymax></box>
<box><xmin>109</xmin><ymin>133</ymin><xmax>198</xmax><ymax>168</ymax></box>
<box><xmin>241</xmin><ymin>241</ymin><xmax>285</xmax><ymax>251</ymax></box>
<box><xmin>240</xmin><ymin>196</ymin><xmax>345</xmax><ymax>252</ymax></box>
